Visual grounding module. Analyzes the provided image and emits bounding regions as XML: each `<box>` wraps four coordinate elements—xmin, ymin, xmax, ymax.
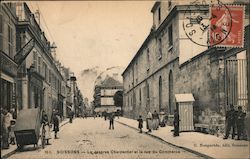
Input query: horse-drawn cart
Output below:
<box><xmin>14</xmin><ymin>108</ymin><xmax>42</xmax><ymax>149</ymax></box>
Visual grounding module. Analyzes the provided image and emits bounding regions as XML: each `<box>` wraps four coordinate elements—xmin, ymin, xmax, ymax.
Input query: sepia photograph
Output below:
<box><xmin>0</xmin><ymin>0</ymin><xmax>249</xmax><ymax>158</ymax></box>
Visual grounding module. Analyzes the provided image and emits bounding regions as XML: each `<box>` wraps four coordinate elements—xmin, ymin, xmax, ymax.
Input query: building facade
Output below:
<box><xmin>122</xmin><ymin>0</ymin><xmax>249</xmax><ymax>132</ymax></box>
<box><xmin>0</xmin><ymin>3</ymin><xmax>17</xmax><ymax>112</ymax></box>
<box><xmin>94</xmin><ymin>76</ymin><xmax>123</xmax><ymax>113</ymax></box>
<box><xmin>14</xmin><ymin>2</ymin><xmax>80</xmax><ymax>121</ymax></box>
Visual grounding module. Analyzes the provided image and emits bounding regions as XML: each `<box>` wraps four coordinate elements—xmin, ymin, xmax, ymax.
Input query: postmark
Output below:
<box><xmin>182</xmin><ymin>0</ymin><xmax>245</xmax><ymax>47</ymax></box>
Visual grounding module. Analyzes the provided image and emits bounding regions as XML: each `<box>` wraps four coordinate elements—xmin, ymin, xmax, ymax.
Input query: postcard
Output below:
<box><xmin>0</xmin><ymin>0</ymin><xmax>249</xmax><ymax>159</ymax></box>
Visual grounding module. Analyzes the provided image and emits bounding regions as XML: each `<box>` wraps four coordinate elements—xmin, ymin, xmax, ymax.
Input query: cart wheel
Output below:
<box><xmin>17</xmin><ymin>144</ymin><xmax>23</xmax><ymax>150</ymax></box>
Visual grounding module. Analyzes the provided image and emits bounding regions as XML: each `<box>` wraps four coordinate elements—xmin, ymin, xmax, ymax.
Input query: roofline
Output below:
<box><xmin>151</xmin><ymin>1</ymin><xmax>160</xmax><ymax>13</ymax></box>
<box><xmin>122</xmin><ymin>5</ymin><xmax>209</xmax><ymax>76</ymax></box>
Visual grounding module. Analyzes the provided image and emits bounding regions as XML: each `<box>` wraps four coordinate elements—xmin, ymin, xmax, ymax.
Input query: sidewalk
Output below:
<box><xmin>1</xmin><ymin>119</ymin><xmax>69</xmax><ymax>159</ymax></box>
<box><xmin>115</xmin><ymin>117</ymin><xmax>250</xmax><ymax>159</ymax></box>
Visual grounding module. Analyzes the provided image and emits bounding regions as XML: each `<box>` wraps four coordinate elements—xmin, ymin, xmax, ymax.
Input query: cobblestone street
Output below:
<box><xmin>9</xmin><ymin>118</ymin><xmax>202</xmax><ymax>159</ymax></box>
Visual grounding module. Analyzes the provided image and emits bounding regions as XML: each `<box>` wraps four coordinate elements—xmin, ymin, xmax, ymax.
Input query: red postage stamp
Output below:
<box><xmin>210</xmin><ymin>5</ymin><xmax>245</xmax><ymax>47</ymax></box>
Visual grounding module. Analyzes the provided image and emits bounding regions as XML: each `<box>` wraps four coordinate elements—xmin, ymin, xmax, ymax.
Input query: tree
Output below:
<box><xmin>113</xmin><ymin>90</ymin><xmax>123</xmax><ymax>107</ymax></box>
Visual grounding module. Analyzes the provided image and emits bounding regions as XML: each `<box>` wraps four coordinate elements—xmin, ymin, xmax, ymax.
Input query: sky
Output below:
<box><xmin>26</xmin><ymin>1</ymin><xmax>154</xmax><ymax>101</ymax></box>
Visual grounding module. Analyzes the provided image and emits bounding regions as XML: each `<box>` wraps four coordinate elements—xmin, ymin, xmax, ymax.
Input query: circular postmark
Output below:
<box><xmin>183</xmin><ymin>0</ymin><xmax>232</xmax><ymax>47</ymax></box>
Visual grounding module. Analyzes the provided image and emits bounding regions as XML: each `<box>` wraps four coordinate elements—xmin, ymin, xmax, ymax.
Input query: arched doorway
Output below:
<box><xmin>168</xmin><ymin>70</ymin><xmax>173</xmax><ymax>114</ymax></box>
<box><xmin>159</xmin><ymin>76</ymin><xmax>162</xmax><ymax>111</ymax></box>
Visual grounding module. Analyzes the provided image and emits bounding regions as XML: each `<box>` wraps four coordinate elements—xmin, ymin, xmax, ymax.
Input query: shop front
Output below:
<box><xmin>0</xmin><ymin>52</ymin><xmax>17</xmax><ymax>112</ymax></box>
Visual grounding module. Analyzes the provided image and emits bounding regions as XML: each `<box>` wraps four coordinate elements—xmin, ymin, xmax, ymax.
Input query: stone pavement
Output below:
<box><xmin>1</xmin><ymin>118</ymin><xmax>69</xmax><ymax>159</ymax></box>
<box><xmin>115</xmin><ymin>117</ymin><xmax>250</xmax><ymax>159</ymax></box>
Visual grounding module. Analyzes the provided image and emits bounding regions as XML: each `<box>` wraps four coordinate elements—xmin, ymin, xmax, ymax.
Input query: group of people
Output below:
<box><xmin>145</xmin><ymin>110</ymin><xmax>161</xmax><ymax>133</ymax></box>
<box><xmin>224</xmin><ymin>104</ymin><xmax>246</xmax><ymax>140</ymax></box>
<box><xmin>138</xmin><ymin>109</ymin><xmax>179</xmax><ymax>137</ymax></box>
<box><xmin>137</xmin><ymin>110</ymin><xmax>167</xmax><ymax>134</ymax></box>
<box><xmin>1</xmin><ymin>108</ymin><xmax>16</xmax><ymax>149</ymax></box>
<box><xmin>0</xmin><ymin>107</ymin><xmax>62</xmax><ymax>150</ymax></box>
<box><xmin>41</xmin><ymin>109</ymin><xmax>61</xmax><ymax>146</ymax></box>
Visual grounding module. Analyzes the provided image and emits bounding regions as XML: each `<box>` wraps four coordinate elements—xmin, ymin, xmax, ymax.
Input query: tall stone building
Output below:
<box><xmin>122</xmin><ymin>0</ymin><xmax>249</xmax><ymax>132</ymax></box>
<box><xmin>0</xmin><ymin>3</ymin><xmax>17</xmax><ymax>112</ymax></box>
<box><xmin>14</xmin><ymin>2</ymin><xmax>73</xmax><ymax>121</ymax></box>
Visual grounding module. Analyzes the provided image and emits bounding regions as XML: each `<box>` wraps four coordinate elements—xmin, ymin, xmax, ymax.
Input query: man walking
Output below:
<box><xmin>224</xmin><ymin>104</ymin><xmax>237</xmax><ymax>139</ymax></box>
<box><xmin>173</xmin><ymin>109</ymin><xmax>180</xmax><ymax>137</ymax></box>
<box><xmin>52</xmin><ymin>111</ymin><xmax>60</xmax><ymax>139</ymax></box>
<box><xmin>109</xmin><ymin>113</ymin><xmax>115</xmax><ymax>130</ymax></box>
<box><xmin>236</xmin><ymin>106</ymin><xmax>246</xmax><ymax>140</ymax></box>
<box><xmin>69</xmin><ymin>109</ymin><xmax>74</xmax><ymax>123</ymax></box>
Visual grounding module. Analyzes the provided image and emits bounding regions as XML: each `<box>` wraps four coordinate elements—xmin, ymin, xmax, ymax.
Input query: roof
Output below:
<box><xmin>151</xmin><ymin>1</ymin><xmax>160</xmax><ymax>13</ymax></box>
<box><xmin>175</xmin><ymin>93</ymin><xmax>195</xmax><ymax>102</ymax></box>
<box><xmin>98</xmin><ymin>76</ymin><xmax>123</xmax><ymax>88</ymax></box>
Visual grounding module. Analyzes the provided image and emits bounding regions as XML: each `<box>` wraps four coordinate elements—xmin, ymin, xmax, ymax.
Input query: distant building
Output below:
<box><xmin>93</xmin><ymin>76</ymin><xmax>123</xmax><ymax>113</ymax></box>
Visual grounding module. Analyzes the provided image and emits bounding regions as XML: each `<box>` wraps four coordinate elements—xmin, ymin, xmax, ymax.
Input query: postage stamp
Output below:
<box><xmin>183</xmin><ymin>0</ymin><xmax>245</xmax><ymax>47</ymax></box>
<box><xmin>210</xmin><ymin>5</ymin><xmax>245</xmax><ymax>47</ymax></box>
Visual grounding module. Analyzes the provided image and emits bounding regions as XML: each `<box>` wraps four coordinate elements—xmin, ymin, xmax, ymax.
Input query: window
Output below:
<box><xmin>139</xmin><ymin>88</ymin><xmax>142</xmax><ymax>105</ymax></box>
<box><xmin>168</xmin><ymin>25</ymin><xmax>173</xmax><ymax>48</ymax></box>
<box><xmin>158</xmin><ymin>38</ymin><xmax>162</xmax><ymax>60</ymax></box>
<box><xmin>49</xmin><ymin>70</ymin><xmax>51</xmax><ymax>84</ymax></box>
<box><xmin>158</xmin><ymin>7</ymin><xmax>161</xmax><ymax>23</ymax></box>
<box><xmin>0</xmin><ymin>15</ymin><xmax>3</xmax><ymax>34</ymax></box>
<box><xmin>38</xmin><ymin>57</ymin><xmax>41</xmax><ymax>74</ymax></box>
<box><xmin>45</xmin><ymin>64</ymin><xmax>48</xmax><ymax>81</ymax></box>
<box><xmin>42</xmin><ymin>62</ymin><xmax>46</xmax><ymax>77</ymax></box>
<box><xmin>0</xmin><ymin>14</ymin><xmax>2</xmax><ymax>51</ymax></box>
<box><xmin>159</xmin><ymin>76</ymin><xmax>162</xmax><ymax>111</ymax></box>
<box><xmin>8</xmin><ymin>26</ymin><xmax>13</xmax><ymax>58</ymax></box>
<box><xmin>135</xmin><ymin>61</ymin><xmax>138</xmax><ymax>83</ymax></box>
<box><xmin>33</xmin><ymin>52</ymin><xmax>37</xmax><ymax>70</ymax></box>
<box><xmin>146</xmin><ymin>48</ymin><xmax>150</xmax><ymax>71</ymax></box>
<box><xmin>147</xmin><ymin>83</ymin><xmax>150</xmax><ymax>102</ymax></box>
<box><xmin>127</xmin><ymin>96</ymin><xmax>129</xmax><ymax>107</ymax></box>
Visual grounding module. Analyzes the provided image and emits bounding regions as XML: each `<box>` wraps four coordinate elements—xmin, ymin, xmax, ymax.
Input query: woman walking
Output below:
<box><xmin>52</xmin><ymin>112</ymin><xmax>59</xmax><ymax>139</ymax></box>
<box><xmin>137</xmin><ymin>115</ymin><xmax>143</xmax><ymax>133</ymax></box>
<box><xmin>146</xmin><ymin>111</ymin><xmax>152</xmax><ymax>133</ymax></box>
<box><xmin>42</xmin><ymin>112</ymin><xmax>51</xmax><ymax>144</ymax></box>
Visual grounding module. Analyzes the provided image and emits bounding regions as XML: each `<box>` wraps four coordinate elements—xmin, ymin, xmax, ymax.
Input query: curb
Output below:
<box><xmin>115</xmin><ymin>120</ymin><xmax>214</xmax><ymax>159</ymax></box>
<box><xmin>1</xmin><ymin>149</ymin><xmax>17</xmax><ymax>159</ymax></box>
<box><xmin>1</xmin><ymin>120</ymin><xmax>70</xmax><ymax>159</ymax></box>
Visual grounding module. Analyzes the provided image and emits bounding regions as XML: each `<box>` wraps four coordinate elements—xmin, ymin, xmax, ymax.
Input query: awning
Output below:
<box><xmin>175</xmin><ymin>93</ymin><xmax>195</xmax><ymax>102</ymax></box>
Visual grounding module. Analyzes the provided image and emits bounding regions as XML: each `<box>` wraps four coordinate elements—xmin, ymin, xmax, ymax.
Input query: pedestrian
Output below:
<box><xmin>5</xmin><ymin>109</ymin><xmax>13</xmax><ymax>145</ymax></box>
<box><xmin>137</xmin><ymin>115</ymin><xmax>143</xmax><ymax>133</ymax></box>
<box><xmin>236</xmin><ymin>106</ymin><xmax>246</xmax><ymax>140</ymax></box>
<box><xmin>69</xmin><ymin>109</ymin><xmax>74</xmax><ymax>123</ymax></box>
<box><xmin>146</xmin><ymin>111</ymin><xmax>152</xmax><ymax>133</ymax></box>
<box><xmin>9</xmin><ymin>119</ymin><xmax>16</xmax><ymax>145</ymax></box>
<box><xmin>152</xmin><ymin>110</ymin><xmax>159</xmax><ymax>130</ymax></box>
<box><xmin>42</xmin><ymin>111</ymin><xmax>51</xmax><ymax>144</ymax></box>
<box><xmin>109</xmin><ymin>113</ymin><xmax>115</xmax><ymax>130</ymax></box>
<box><xmin>224</xmin><ymin>104</ymin><xmax>237</xmax><ymax>139</ymax></box>
<box><xmin>2</xmin><ymin>109</ymin><xmax>12</xmax><ymax>149</ymax></box>
<box><xmin>52</xmin><ymin>112</ymin><xmax>60</xmax><ymax>139</ymax></box>
<box><xmin>173</xmin><ymin>109</ymin><xmax>180</xmax><ymax>137</ymax></box>
<box><xmin>104</xmin><ymin>110</ymin><xmax>107</xmax><ymax>121</ymax></box>
<box><xmin>1</xmin><ymin>108</ymin><xmax>4</xmax><ymax>149</ymax></box>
